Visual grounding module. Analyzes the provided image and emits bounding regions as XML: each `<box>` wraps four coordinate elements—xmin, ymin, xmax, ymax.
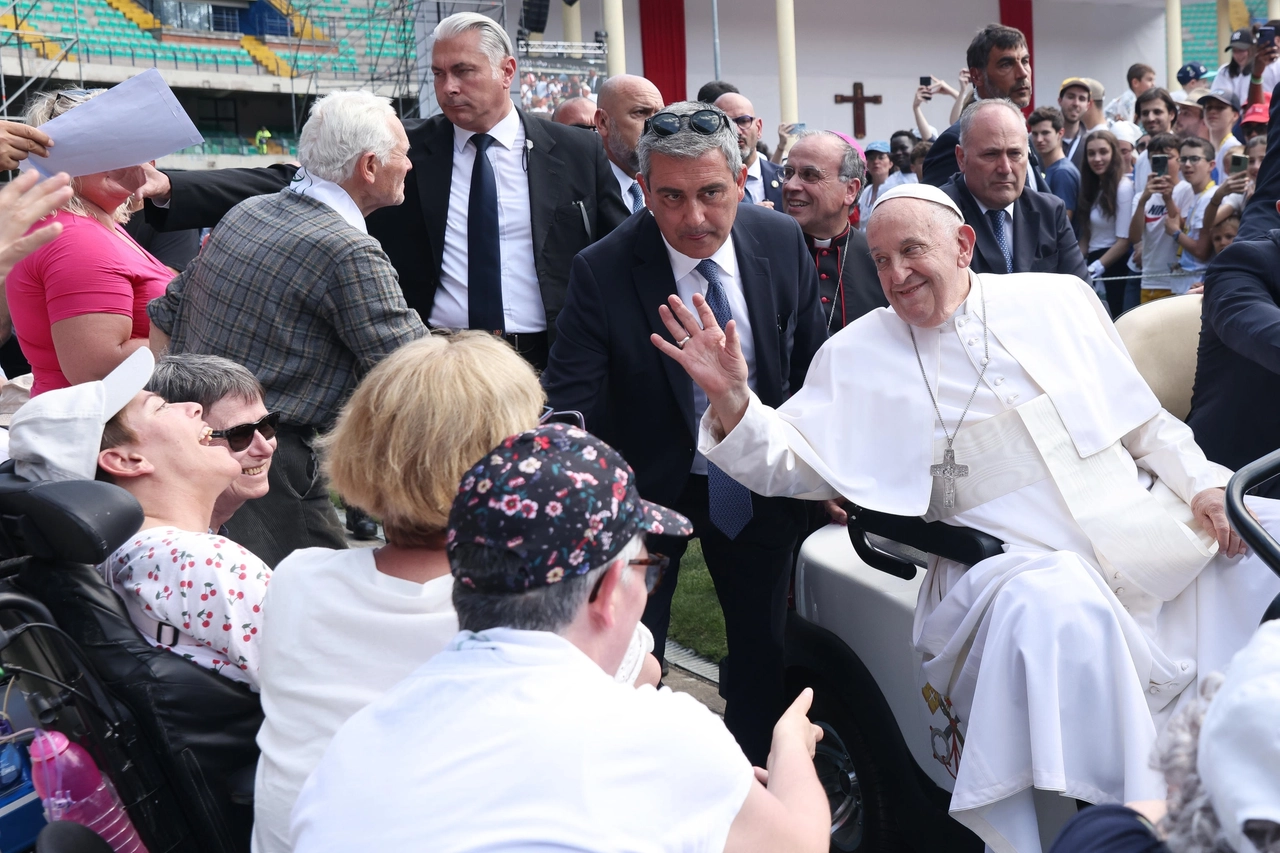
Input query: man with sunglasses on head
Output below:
<box><xmin>543</xmin><ymin>101</ymin><xmax>825</xmax><ymax>766</ymax></box>
<box><xmin>782</xmin><ymin>130</ymin><xmax>887</xmax><ymax>331</ymax></box>
<box><xmin>292</xmin><ymin>424</ymin><xmax>830</xmax><ymax>853</ymax></box>
<box><xmin>715</xmin><ymin>92</ymin><xmax>784</xmax><ymax>208</ymax></box>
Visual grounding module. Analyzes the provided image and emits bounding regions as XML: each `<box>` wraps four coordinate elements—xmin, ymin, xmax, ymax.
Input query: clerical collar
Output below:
<box><xmin>285</xmin><ymin>166</ymin><xmax>367</xmax><ymax>233</ymax></box>
<box><xmin>807</xmin><ymin>226</ymin><xmax>851</xmax><ymax>250</ymax></box>
<box><xmin>661</xmin><ymin>232</ymin><xmax>738</xmax><ymax>285</ymax></box>
<box><xmin>452</xmin><ymin>102</ymin><xmax>521</xmax><ymax>154</ymax></box>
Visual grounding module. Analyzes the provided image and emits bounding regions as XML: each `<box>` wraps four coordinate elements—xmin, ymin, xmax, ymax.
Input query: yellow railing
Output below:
<box><xmin>100</xmin><ymin>0</ymin><xmax>160</xmax><ymax>30</ymax></box>
<box><xmin>262</xmin><ymin>0</ymin><xmax>324</xmax><ymax>41</ymax></box>
<box><xmin>0</xmin><ymin>13</ymin><xmax>74</xmax><ymax>61</ymax></box>
<box><xmin>241</xmin><ymin>35</ymin><xmax>295</xmax><ymax>77</ymax></box>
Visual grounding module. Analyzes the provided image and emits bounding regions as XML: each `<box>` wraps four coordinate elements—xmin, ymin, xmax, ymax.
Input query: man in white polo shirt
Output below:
<box><xmin>291</xmin><ymin>424</ymin><xmax>829</xmax><ymax>853</ymax></box>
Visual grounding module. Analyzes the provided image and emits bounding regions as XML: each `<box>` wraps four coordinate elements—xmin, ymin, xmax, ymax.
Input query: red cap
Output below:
<box><xmin>1242</xmin><ymin>102</ymin><xmax>1270</xmax><ymax>126</ymax></box>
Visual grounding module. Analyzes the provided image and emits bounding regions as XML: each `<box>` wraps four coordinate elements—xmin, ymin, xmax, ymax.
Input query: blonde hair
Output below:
<box><xmin>25</xmin><ymin>88</ymin><xmax>131</xmax><ymax>224</ymax></box>
<box><xmin>318</xmin><ymin>332</ymin><xmax>545</xmax><ymax>546</ymax></box>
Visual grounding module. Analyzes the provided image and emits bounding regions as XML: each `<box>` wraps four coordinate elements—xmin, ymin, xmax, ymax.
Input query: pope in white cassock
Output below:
<box><xmin>650</xmin><ymin>182</ymin><xmax>1280</xmax><ymax>853</ymax></box>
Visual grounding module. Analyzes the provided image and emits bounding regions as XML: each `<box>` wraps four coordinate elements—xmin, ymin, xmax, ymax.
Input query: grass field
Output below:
<box><xmin>667</xmin><ymin>539</ymin><xmax>728</xmax><ymax>661</ymax></box>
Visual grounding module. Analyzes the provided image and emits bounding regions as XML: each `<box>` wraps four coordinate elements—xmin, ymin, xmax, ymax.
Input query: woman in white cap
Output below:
<box><xmin>6</xmin><ymin>348</ymin><xmax>271</xmax><ymax>690</ymax></box>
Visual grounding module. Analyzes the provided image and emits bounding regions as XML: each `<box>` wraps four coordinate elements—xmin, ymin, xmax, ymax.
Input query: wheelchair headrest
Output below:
<box><xmin>0</xmin><ymin>463</ymin><xmax>143</xmax><ymax>565</ymax></box>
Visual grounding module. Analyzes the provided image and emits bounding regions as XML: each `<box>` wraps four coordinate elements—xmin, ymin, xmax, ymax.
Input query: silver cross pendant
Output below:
<box><xmin>930</xmin><ymin>447</ymin><xmax>970</xmax><ymax>510</ymax></box>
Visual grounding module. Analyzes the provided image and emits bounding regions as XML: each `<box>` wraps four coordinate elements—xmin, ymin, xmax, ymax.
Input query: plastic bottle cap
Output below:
<box><xmin>27</xmin><ymin>730</ymin><xmax>70</xmax><ymax>762</ymax></box>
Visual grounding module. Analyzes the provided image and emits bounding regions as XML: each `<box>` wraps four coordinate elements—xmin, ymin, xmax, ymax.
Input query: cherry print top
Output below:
<box><xmin>100</xmin><ymin>527</ymin><xmax>271</xmax><ymax>690</ymax></box>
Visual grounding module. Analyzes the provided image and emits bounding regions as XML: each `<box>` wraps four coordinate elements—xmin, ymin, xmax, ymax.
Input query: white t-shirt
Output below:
<box><xmin>252</xmin><ymin>547</ymin><xmax>457</xmax><ymax>853</ymax></box>
<box><xmin>1214</xmin><ymin>134</ymin><xmax>1243</xmax><ymax>181</ymax></box>
<box><xmin>101</xmin><ymin>527</ymin><xmax>271</xmax><ymax>688</ymax></box>
<box><xmin>1133</xmin><ymin>180</ymin><xmax>1195</xmax><ymax>291</ymax></box>
<box><xmin>883</xmin><ymin>170</ymin><xmax>918</xmax><ymax>190</ymax></box>
<box><xmin>1176</xmin><ymin>183</ymin><xmax>1219</xmax><ymax>290</ymax></box>
<box><xmin>1213</xmin><ymin>63</ymin><xmax>1252</xmax><ymax>107</ymax></box>
<box><xmin>1087</xmin><ymin>176</ymin><xmax>1136</xmax><ymax>252</ymax></box>
<box><xmin>290</xmin><ymin>628</ymin><xmax>755</xmax><ymax>853</ymax></box>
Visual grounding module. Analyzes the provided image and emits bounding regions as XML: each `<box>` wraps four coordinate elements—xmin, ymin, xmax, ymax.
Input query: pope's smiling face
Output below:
<box><xmin>867</xmin><ymin>198</ymin><xmax>975</xmax><ymax>328</ymax></box>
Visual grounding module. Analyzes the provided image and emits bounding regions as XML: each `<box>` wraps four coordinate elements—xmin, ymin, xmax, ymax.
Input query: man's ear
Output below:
<box><xmin>97</xmin><ymin>446</ymin><xmax>153</xmax><ymax>480</ymax></box>
<box><xmin>955</xmin><ymin>144</ymin><xmax>967</xmax><ymax>173</ymax></box>
<box><xmin>956</xmin><ymin>222</ymin><xmax>978</xmax><ymax>268</ymax></box>
<box><xmin>585</xmin><ymin>562</ymin><xmax>628</xmax><ymax>629</ymax></box>
<box><xmin>355</xmin><ymin>151</ymin><xmax>378</xmax><ymax>186</ymax></box>
<box><xmin>736</xmin><ymin>164</ymin><xmax>747</xmax><ymax>201</ymax></box>
<box><xmin>844</xmin><ymin>178</ymin><xmax>862</xmax><ymax>209</ymax></box>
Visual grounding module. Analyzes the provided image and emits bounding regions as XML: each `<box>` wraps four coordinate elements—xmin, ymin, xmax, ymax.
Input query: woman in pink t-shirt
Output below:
<box><xmin>6</xmin><ymin>88</ymin><xmax>173</xmax><ymax>396</ymax></box>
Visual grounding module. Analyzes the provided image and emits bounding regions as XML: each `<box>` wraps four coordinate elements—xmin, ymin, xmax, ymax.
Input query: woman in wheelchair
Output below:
<box><xmin>8</xmin><ymin>347</ymin><xmax>271</xmax><ymax>690</ymax></box>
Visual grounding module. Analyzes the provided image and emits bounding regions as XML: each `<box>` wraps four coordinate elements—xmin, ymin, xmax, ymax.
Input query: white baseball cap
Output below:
<box><xmin>1109</xmin><ymin>120</ymin><xmax>1145</xmax><ymax>145</ymax></box>
<box><xmin>8</xmin><ymin>348</ymin><xmax>155</xmax><ymax>483</ymax></box>
<box><xmin>871</xmin><ymin>182</ymin><xmax>964</xmax><ymax>221</ymax></box>
<box><xmin>1198</xmin><ymin>620</ymin><xmax>1280</xmax><ymax>853</ymax></box>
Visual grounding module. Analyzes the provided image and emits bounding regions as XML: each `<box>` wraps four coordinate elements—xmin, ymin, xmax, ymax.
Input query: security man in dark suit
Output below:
<box><xmin>715</xmin><ymin>92</ymin><xmax>784</xmax><ymax>208</ymax></box>
<box><xmin>141</xmin><ymin>13</ymin><xmax>628</xmax><ymax>370</ymax></box>
<box><xmin>941</xmin><ymin>100</ymin><xmax>1090</xmax><ymax>281</ymax></box>
<box><xmin>542</xmin><ymin>101</ymin><xmax>825</xmax><ymax>766</ymax></box>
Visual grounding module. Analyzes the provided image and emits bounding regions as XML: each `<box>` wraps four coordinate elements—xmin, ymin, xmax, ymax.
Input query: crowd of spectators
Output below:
<box><xmin>0</xmin><ymin>8</ymin><xmax>1276</xmax><ymax>853</ymax></box>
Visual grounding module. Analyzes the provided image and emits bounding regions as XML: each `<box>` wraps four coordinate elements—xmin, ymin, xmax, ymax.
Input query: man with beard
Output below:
<box><xmin>716</xmin><ymin>92</ymin><xmax>784</xmax><ymax>208</ymax></box>
<box><xmin>922</xmin><ymin>24</ymin><xmax>1049</xmax><ymax>192</ymax></box>
<box><xmin>1132</xmin><ymin>87</ymin><xmax>1179</xmax><ymax>194</ymax></box>
<box><xmin>595</xmin><ymin>74</ymin><xmax>665</xmax><ymax>213</ymax></box>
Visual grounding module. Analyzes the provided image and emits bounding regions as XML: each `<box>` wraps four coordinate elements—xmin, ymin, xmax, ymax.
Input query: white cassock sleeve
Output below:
<box><xmin>1121</xmin><ymin>409</ymin><xmax>1232</xmax><ymax>505</ymax></box>
<box><xmin>698</xmin><ymin>392</ymin><xmax>842</xmax><ymax>501</ymax></box>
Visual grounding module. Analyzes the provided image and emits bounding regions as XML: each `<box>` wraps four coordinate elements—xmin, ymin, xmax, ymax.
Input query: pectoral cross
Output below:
<box><xmin>834</xmin><ymin>82</ymin><xmax>882</xmax><ymax>139</ymax></box>
<box><xmin>930</xmin><ymin>448</ymin><xmax>969</xmax><ymax>510</ymax></box>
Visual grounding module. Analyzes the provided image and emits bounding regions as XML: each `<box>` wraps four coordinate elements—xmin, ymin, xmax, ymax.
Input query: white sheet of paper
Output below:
<box><xmin>22</xmin><ymin>68</ymin><xmax>202</xmax><ymax>178</ymax></box>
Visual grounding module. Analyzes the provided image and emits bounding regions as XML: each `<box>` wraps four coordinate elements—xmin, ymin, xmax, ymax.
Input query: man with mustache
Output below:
<box><xmin>941</xmin><ymin>100</ymin><xmax>1090</xmax><ymax>280</ymax></box>
<box><xmin>922</xmin><ymin>23</ymin><xmax>1049</xmax><ymax>193</ymax></box>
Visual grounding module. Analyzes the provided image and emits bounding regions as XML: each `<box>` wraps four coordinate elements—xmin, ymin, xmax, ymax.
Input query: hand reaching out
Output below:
<box><xmin>650</xmin><ymin>293</ymin><xmax>752</xmax><ymax>432</ymax></box>
<box><xmin>0</xmin><ymin>170</ymin><xmax>73</xmax><ymax>281</ymax></box>
<box><xmin>0</xmin><ymin>120</ymin><xmax>52</xmax><ymax>171</ymax></box>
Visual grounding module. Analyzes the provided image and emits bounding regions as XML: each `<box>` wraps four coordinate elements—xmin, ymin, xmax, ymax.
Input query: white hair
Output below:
<box><xmin>297</xmin><ymin>91</ymin><xmax>398</xmax><ymax>183</ymax></box>
<box><xmin>431</xmin><ymin>11</ymin><xmax>512</xmax><ymax>74</ymax></box>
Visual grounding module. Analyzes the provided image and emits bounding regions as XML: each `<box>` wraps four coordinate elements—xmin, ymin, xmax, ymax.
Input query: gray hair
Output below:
<box><xmin>145</xmin><ymin>354</ymin><xmax>264</xmax><ymax>412</ymax></box>
<box><xmin>1155</xmin><ymin>670</ymin><xmax>1280</xmax><ymax>853</ymax></box>
<box><xmin>794</xmin><ymin>129</ymin><xmax>865</xmax><ymax>185</ymax></box>
<box><xmin>452</xmin><ymin>534</ymin><xmax>644</xmax><ymax>634</ymax></box>
<box><xmin>957</xmin><ymin>98</ymin><xmax>1028</xmax><ymax>148</ymax></box>
<box><xmin>297</xmin><ymin>90</ymin><xmax>398</xmax><ymax>183</ymax></box>
<box><xmin>431</xmin><ymin>11</ymin><xmax>513</xmax><ymax>72</ymax></box>
<box><xmin>637</xmin><ymin>100</ymin><xmax>742</xmax><ymax>185</ymax></box>
<box><xmin>25</xmin><ymin>88</ymin><xmax>133</xmax><ymax>222</ymax></box>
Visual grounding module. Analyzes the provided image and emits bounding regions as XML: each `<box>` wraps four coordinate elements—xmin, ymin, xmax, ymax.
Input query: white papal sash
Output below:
<box><xmin>926</xmin><ymin>396</ymin><xmax>1216</xmax><ymax>601</ymax></box>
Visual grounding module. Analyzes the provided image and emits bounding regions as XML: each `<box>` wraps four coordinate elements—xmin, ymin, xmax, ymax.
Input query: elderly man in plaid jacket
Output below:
<box><xmin>148</xmin><ymin>91</ymin><xmax>427</xmax><ymax>566</ymax></box>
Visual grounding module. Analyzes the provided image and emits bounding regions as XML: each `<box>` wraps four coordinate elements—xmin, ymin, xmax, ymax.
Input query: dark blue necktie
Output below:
<box><xmin>627</xmin><ymin>181</ymin><xmax>645</xmax><ymax>213</ymax></box>
<box><xmin>987</xmin><ymin>208</ymin><xmax>1013</xmax><ymax>274</ymax></box>
<box><xmin>695</xmin><ymin>258</ymin><xmax>755</xmax><ymax>540</ymax></box>
<box><xmin>468</xmin><ymin>133</ymin><xmax>504</xmax><ymax>333</ymax></box>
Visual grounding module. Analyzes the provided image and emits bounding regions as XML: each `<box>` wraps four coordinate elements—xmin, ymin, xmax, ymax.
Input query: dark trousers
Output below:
<box><xmin>644</xmin><ymin>474</ymin><xmax>806</xmax><ymax>766</ymax></box>
<box><xmin>1088</xmin><ymin>247</ymin><xmax>1140</xmax><ymax>318</ymax></box>
<box><xmin>223</xmin><ymin>428</ymin><xmax>347</xmax><ymax>567</ymax></box>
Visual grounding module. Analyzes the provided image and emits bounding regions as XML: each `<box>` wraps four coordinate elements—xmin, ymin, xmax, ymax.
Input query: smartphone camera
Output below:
<box><xmin>1151</xmin><ymin>153</ymin><xmax>1169</xmax><ymax>177</ymax></box>
<box><xmin>1261</xmin><ymin>25</ymin><xmax>1276</xmax><ymax>46</ymax></box>
<box><xmin>1231</xmin><ymin>152</ymin><xmax>1250</xmax><ymax>174</ymax></box>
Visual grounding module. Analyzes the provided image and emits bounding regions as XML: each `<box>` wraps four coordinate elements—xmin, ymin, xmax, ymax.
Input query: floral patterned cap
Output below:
<box><xmin>447</xmin><ymin>423</ymin><xmax>693</xmax><ymax>593</ymax></box>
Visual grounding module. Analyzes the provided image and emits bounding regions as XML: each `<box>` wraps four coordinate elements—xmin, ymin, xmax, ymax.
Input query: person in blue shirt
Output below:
<box><xmin>1029</xmin><ymin>105</ymin><xmax>1082</xmax><ymax>223</ymax></box>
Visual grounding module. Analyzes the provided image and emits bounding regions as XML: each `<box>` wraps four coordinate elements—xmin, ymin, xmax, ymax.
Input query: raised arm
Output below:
<box><xmin>143</xmin><ymin>163</ymin><xmax>298</xmax><ymax>232</ymax></box>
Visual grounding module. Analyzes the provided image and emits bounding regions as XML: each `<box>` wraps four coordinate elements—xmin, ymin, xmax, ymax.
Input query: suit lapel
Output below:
<box><xmin>633</xmin><ymin>219</ymin><xmax>697</xmax><ymax>438</ymax></box>
<box><xmin>1011</xmin><ymin>190</ymin><xmax>1041</xmax><ymax>273</ymax></box>
<box><xmin>522</xmin><ymin>109</ymin><xmax>567</xmax><ymax>269</ymax></box>
<box><xmin>412</xmin><ymin>117</ymin><xmax>455</xmax><ymax>278</ymax></box>
<box><xmin>957</xmin><ymin>177</ymin><xmax>1005</xmax><ymax>274</ymax></box>
<box><xmin>733</xmin><ymin>219</ymin><xmax>782</xmax><ymax>402</ymax></box>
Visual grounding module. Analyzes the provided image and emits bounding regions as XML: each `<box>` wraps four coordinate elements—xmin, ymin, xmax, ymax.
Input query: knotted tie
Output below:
<box><xmin>987</xmin><ymin>208</ymin><xmax>1013</xmax><ymax>274</ymax></box>
<box><xmin>468</xmin><ymin>133</ymin><xmax>504</xmax><ymax>333</ymax></box>
<box><xmin>695</xmin><ymin>258</ymin><xmax>754</xmax><ymax>540</ymax></box>
<box><xmin>627</xmin><ymin>181</ymin><xmax>645</xmax><ymax>213</ymax></box>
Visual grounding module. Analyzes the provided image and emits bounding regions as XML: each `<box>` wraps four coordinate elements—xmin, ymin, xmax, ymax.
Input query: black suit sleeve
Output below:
<box><xmin>592</xmin><ymin>144</ymin><xmax>630</xmax><ymax>239</ymax></box>
<box><xmin>1203</xmin><ymin>240</ymin><xmax>1280</xmax><ymax>374</ymax></box>
<box><xmin>788</xmin><ymin>221</ymin><xmax>826</xmax><ymax>392</ymax></box>
<box><xmin>1238</xmin><ymin>82</ymin><xmax>1280</xmax><ymax>240</ymax></box>
<box><xmin>543</xmin><ymin>253</ymin><xmax>612</xmax><ymax>428</ymax></box>
<box><xmin>145</xmin><ymin>164</ymin><xmax>298</xmax><ymax>232</ymax></box>
<box><xmin>922</xmin><ymin>125</ymin><xmax>960</xmax><ymax>187</ymax></box>
<box><xmin>1051</xmin><ymin>201</ymin><xmax>1091</xmax><ymax>281</ymax></box>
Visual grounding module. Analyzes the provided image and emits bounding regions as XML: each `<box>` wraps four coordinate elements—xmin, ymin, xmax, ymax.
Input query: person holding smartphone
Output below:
<box><xmin>1129</xmin><ymin>133</ymin><xmax>1194</xmax><ymax>303</ymax></box>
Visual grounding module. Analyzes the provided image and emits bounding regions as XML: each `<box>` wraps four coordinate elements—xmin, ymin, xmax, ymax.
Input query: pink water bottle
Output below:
<box><xmin>29</xmin><ymin>730</ymin><xmax>148</xmax><ymax>853</ymax></box>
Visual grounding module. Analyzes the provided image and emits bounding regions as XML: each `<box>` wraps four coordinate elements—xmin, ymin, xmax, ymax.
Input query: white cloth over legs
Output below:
<box><xmin>699</xmin><ymin>272</ymin><xmax>1280</xmax><ymax>853</ymax></box>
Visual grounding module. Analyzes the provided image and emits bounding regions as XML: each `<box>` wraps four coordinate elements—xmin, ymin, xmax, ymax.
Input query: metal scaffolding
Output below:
<box><xmin>0</xmin><ymin>0</ymin><xmax>80</xmax><ymax>117</ymax></box>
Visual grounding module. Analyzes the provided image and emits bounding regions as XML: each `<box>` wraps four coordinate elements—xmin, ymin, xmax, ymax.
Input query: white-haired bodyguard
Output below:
<box><xmin>146</xmin><ymin>90</ymin><xmax>427</xmax><ymax>567</ymax></box>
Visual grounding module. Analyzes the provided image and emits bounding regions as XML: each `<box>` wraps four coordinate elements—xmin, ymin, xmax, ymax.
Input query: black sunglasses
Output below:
<box><xmin>588</xmin><ymin>553</ymin><xmax>670</xmax><ymax>602</ymax></box>
<box><xmin>643</xmin><ymin>109</ymin><xmax>729</xmax><ymax>138</ymax></box>
<box><xmin>209</xmin><ymin>412</ymin><xmax>280</xmax><ymax>452</ymax></box>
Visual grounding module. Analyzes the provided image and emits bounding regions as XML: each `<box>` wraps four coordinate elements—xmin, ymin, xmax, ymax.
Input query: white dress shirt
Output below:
<box><xmin>743</xmin><ymin>157</ymin><xmax>764</xmax><ymax>204</ymax></box>
<box><xmin>430</xmin><ymin>104</ymin><xmax>545</xmax><ymax>333</ymax></box>
<box><xmin>610</xmin><ymin>160</ymin><xmax>644</xmax><ymax>211</ymax></box>
<box><xmin>664</xmin><ymin>234</ymin><xmax>757</xmax><ymax>475</ymax></box>
<box><xmin>285</xmin><ymin>167</ymin><xmax>366</xmax><ymax>232</ymax></box>
<box><xmin>974</xmin><ymin>197</ymin><xmax>1015</xmax><ymax>258</ymax></box>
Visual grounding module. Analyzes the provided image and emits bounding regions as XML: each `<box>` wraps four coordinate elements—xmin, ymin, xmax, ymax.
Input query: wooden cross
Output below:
<box><xmin>930</xmin><ymin>448</ymin><xmax>969</xmax><ymax>510</ymax></box>
<box><xmin>834</xmin><ymin>82</ymin><xmax>882</xmax><ymax>139</ymax></box>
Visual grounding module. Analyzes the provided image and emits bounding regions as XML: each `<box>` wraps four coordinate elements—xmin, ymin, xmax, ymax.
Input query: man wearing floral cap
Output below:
<box><xmin>292</xmin><ymin>423</ymin><xmax>830</xmax><ymax>853</ymax></box>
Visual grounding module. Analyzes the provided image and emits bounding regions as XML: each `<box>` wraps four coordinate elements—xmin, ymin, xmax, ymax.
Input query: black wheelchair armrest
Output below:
<box><xmin>847</xmin><ymin>505</ymin><xmax>1006</xmax><ymax>580</ymax></box>
<box><xmin>228</xmin><ymin>763</ymin><xmax>255</xmax><ymax>806</ymax></box>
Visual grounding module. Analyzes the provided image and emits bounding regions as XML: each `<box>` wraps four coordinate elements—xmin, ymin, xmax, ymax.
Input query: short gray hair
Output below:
<box><xmin>794</xmin><ymin>129</ymin><xmax>865</xmax><ymax>185</ymax></box>
<box><xmin>957</xmin><ymin>98</ymin><xmax>1027</xmax><ymax>148</ymax></box>
<box><xmin>145</xmin><ymin>354</ymin><xmax>264</xmax><ymax>412</ymax></box>
<box><xmin>297</xmin><ymin>90</ymin><xmax>398</xmax><ymax>183</ymax></box>
<box><xmin>431</xmin><ymin>11</ymin><xmax>513</xmax><ymax>71</ymax></box>
<box><xmin>452</xmin><ymin>534</ymin><xmax>644</xmax><ymax>634</ymax></box>
<box><xmin>637</xmin><ymin>101</ymin><xmax>742</xmax><ymax>185</ymax></box>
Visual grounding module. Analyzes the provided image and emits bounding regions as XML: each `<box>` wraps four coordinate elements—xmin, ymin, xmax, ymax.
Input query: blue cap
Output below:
<box><xmin>1177</xmin><ymin>62</ymin><xmax>1208</xmax><ymax>86</ymax></box>
<box><xmin>865</xmin><ymin>140</ymin><xmax>890</xmax><ymax>153</ymax></box>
